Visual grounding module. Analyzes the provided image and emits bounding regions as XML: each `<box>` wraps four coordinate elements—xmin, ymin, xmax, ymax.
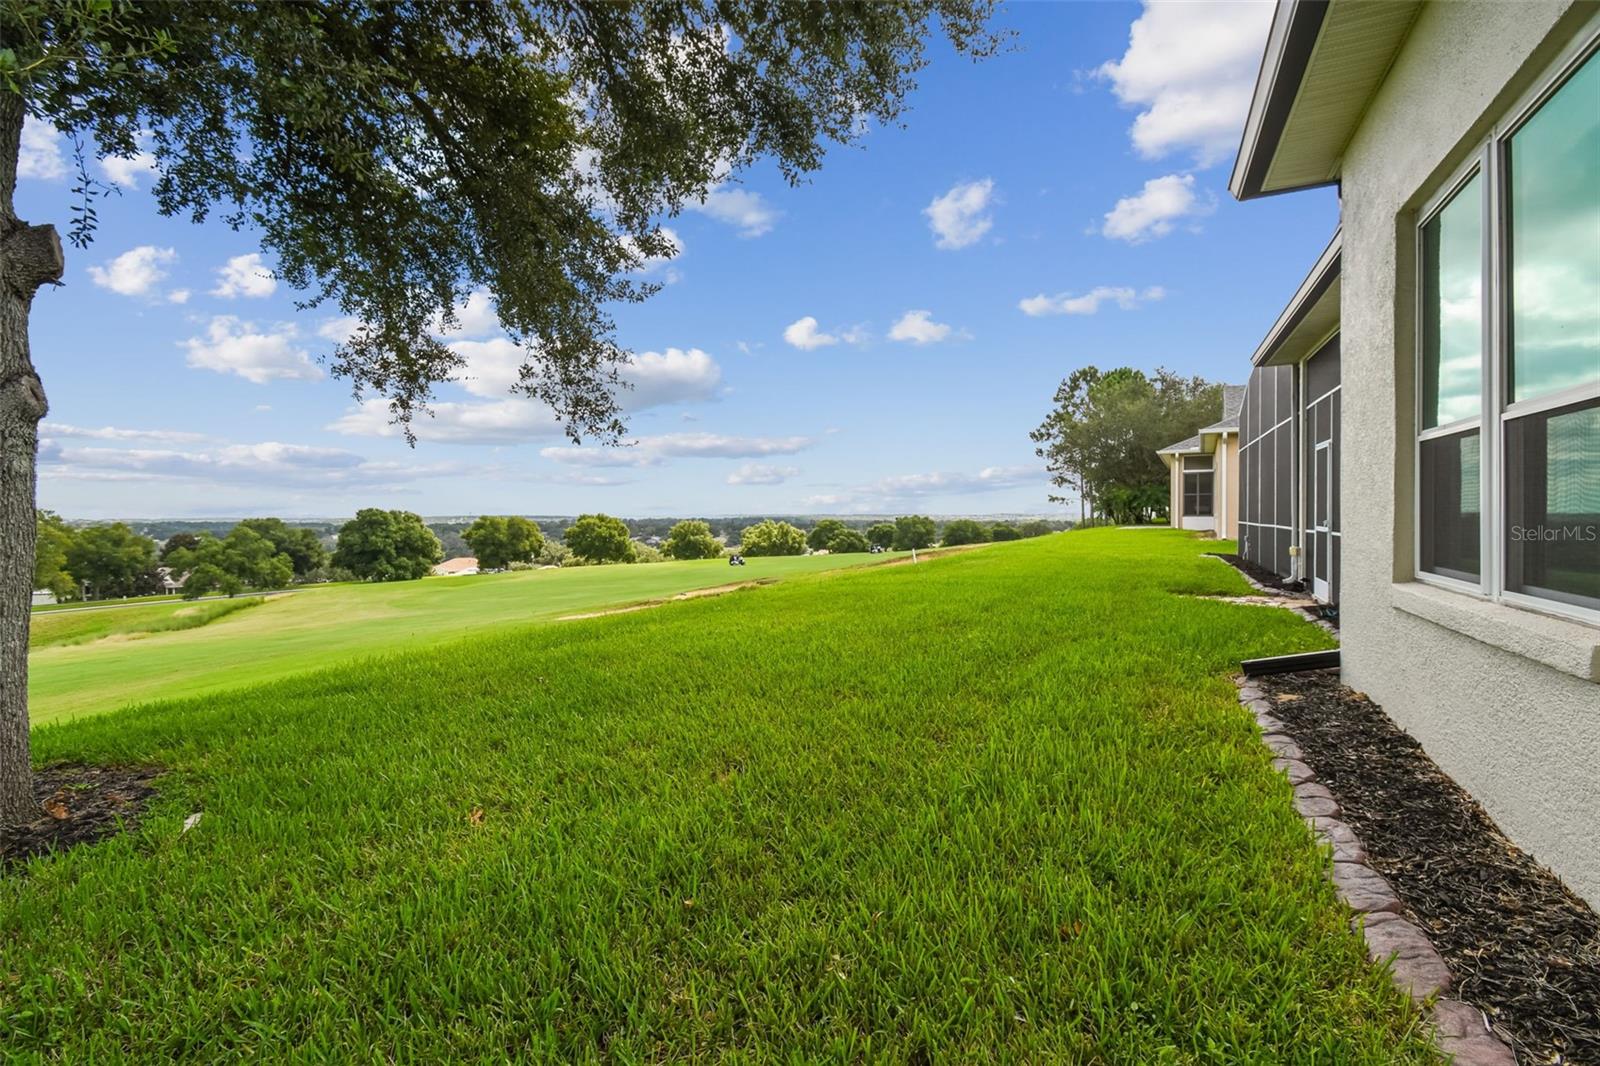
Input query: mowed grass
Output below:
<box><xmin>28</xmin><ymin>596</ymin><xmax>267</xmax><ymax>650</ymax></box>
<box><xmin>28</xmin><ymin>551</ymin><xmax>919</xmax><ymax>724</ymax></box>
<box><xmin>2</xmin><ymin>530</ymin><xmax>1435</xmax><ymax>1062</ymax></box>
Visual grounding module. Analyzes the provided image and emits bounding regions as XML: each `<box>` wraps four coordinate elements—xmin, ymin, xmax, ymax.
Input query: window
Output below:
<box><xmin>1415</xmin><ymin>37</ymin><xmax>1600</xmax><ymax>622</ymax></box>
<box><xmin>1183</xmin><ymin>456</ymin><xmax>1214</xmax><ymax>517</ymax></box>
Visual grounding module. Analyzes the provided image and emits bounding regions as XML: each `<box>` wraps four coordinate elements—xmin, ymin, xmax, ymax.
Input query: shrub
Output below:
<box><xmin>739</xmin><ymin>519</ymin><xmax>807</xmax><ymax>556</ymax></box>
<box><xmin>990</xmin><ymin>522</ymin><xmax>1021</xmax><ymax>541</ymax></box>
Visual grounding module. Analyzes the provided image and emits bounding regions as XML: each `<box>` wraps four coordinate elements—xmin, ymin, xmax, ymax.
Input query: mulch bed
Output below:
<box><xmin>1205</xmin><ymin>552</ymin><xmax>1338</xmax><ymax>629</ymax></box>
<box><xmin>1259</xmin><ymin>670</ymin><xmax>1599</xmax><ymax>1065</ymax></box>
<box><xmin>1</xmin><ymin>764</ymin><xmax>162</xmax><ymax>871</ymax></box>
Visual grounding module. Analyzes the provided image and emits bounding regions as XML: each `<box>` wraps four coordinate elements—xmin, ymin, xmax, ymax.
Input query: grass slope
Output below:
<box><xmin>28</xmin><ymin>597</ymin><xmax>265</xmax><ymax>650</ymax></box>
<box><xmin>2</xmin><ymin>531</ymin><xmax>1433</xmax><ymax>1061</ymax></box>
<box><xmin>28</xmin><ymin>551</ymin><xmax>912</xmax><ymax>724</ymax></box>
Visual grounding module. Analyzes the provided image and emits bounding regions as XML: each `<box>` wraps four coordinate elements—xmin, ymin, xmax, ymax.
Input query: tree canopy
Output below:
<box><xmin>463</xmin><ymin>515</ymin><xmax>544</xmax><ymax>569</ymax></box>
<box><xmin>1032</xmin><ymin>367</ymin><xmax>1222</xmax><ymax>526</ymax></box>
<box><xmin>332</xmin><ymin>509</ymin><xmax>443</xmax><ymax>581</ymax></box>
<box><xmin>866</xmin><ymin>522</ymin><xmax>898</xmax><ymax>550</ymax></box>
<box><xmin>807</xmin><ymin>519</ymin><xmax>848</xmax><ymax>552</ymax></box>
<box><xmin>63</xmin><ymin>523</ymin><xmax>157</xmax><ymax>599</ymax></box>
<box><xmin>738</xmin><ymin>519</ymin><xmax>807</xmax><ymax>557</ymax></box>
<box><xmin>892</xmin><ymin>515</ymin><xmax>937</xmax><ymax>551</ymax></box>
<box><xmin>940</xmin><ymin>519</ymin><xmax>990</xmax><ymax>546</ymax></box>
<box><xmin>662</xmin><ymin>519</ymin><xmax>721</xmax><ymax>560</ymax></box>
<box><xmin>235</xmin><ymin>519</ymin><xmax>328</xmax><ymax>578</ymax></box>
<box><xmin>563</xmin><ymin>513</ymin><xmax>634</xmax><ymax>564</ymax></box>
<box><xmin>166</xmin><ymin>527</ymin><xmax>294</xmax><ymax>599</ymax></box>
<box><xmin>32</xmin><ymin>510</ymin><xmax>74</xmax><ymax>599</ymax></box>
<box><xmin>827</xmin><ymin>528</ymin><xmax>870</xmax><ymax>554</ymax></box>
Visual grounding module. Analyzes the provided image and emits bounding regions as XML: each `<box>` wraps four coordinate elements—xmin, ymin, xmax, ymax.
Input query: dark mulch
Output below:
<box><xmin>1206</xmin><ymin>553</ymin><xmax>1339</xmax><ymax>629</ymax></box>
<box><xmin>1259</xmin><ymin>669</ymin><xmax>1600</xmax><ymax>1065</ymax></box>
<box><xmin>1</xmin><ymin>764</ymin><xmax>162</xmax><ymax>871</ymax></box>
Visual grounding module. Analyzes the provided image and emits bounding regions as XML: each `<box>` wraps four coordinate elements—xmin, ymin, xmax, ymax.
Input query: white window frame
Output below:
<box><xmin>1413</xmin><ymin>26</ymin><xmax>1600</xmax><ymax>627</ymax></box>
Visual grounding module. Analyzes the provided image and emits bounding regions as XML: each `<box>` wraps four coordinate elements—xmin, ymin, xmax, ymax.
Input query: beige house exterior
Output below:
<box><xmin>1157</xmin><ymin>385</ymin><xmax>1243</xmax><ymax>539</ymax></box>
<box><xmin>1233</xmin><ymin>1</ymin><xmax>1600</xmax><ymax>904</ymax></box>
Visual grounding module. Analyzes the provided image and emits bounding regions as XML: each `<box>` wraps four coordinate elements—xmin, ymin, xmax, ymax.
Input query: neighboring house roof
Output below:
<box><xmin>1158</xmin><ymin>383</ymin><xmax>1247</xmax><ymax>462</ymax></box>
<box><xmin>434</xmin><ymin>556</ymin><xmax>479</xmax><ymax>575</ymax></box>
<box><xmin>1157</xmin><ymin>434</ymin><xmax>1203</xmax><ymax>456</ymax></box>
<box><xmin>1252</xmin><ymin>230</ymin><xmax>1342</xmax><ymax>367</ymax></box>
<box><xmin>1231</xmin><ymin>0</ymin><xmax>1423</xmax><ymax>200</ymax></box>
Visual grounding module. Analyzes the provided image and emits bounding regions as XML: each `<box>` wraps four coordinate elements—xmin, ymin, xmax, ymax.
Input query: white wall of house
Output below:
<box><xmin>1338</xmin><ymin>0</ymin><xmax>1600</xmax><ymax>905</ymax></box>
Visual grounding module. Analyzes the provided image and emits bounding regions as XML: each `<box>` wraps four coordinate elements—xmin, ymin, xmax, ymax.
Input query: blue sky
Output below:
<box><xmin>17</xmin><ymin>1</ymin><xmax>1337</xmax><ymax>520</ymax></box>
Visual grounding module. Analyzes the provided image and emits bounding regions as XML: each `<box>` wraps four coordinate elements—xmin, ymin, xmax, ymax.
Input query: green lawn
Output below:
<box><xmin>3</xmin><ymin>530</ymin><xmax>1434</xmax><ymax>1061</ymax></box>
<box><xmin>28</xmin><ymin>551</ymin><xmax>919</xmax><ymax>724</ymax></box>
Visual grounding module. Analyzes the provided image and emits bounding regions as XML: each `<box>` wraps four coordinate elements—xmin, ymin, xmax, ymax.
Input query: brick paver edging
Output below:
<box><xmin>1235</xmin><ymin>678</ymin><xmax>1518</xmax><ymax>1065</ymax></box>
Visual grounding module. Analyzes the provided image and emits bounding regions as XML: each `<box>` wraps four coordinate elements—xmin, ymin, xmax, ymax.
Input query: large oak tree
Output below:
<box><xmin>0</xmin><ymin>0</ymin><xmax>999</xmax><ymax>823</ymax></box>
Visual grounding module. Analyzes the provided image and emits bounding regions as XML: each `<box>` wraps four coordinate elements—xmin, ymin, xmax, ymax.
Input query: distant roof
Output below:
<box><xmin>1159</xmin><ymin>384</ymin><xmax>1246</xmax><ymax>454</ymax></box>
<box><xmin>434</xmin><ymin>556</ymin><xmax>479</xmax><ymax>574</ymax></box>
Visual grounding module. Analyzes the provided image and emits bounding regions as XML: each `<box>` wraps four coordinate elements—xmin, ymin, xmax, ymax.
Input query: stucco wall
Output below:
<box><xmin>1220</xmin><ymin>434</ymin><xmax>1240</xmax><ymax>541</ymax></box>
<box><xmin>1337</xmin><ymin>0</ymin><xmax>1600</xmax><ymax>905</ymax></box>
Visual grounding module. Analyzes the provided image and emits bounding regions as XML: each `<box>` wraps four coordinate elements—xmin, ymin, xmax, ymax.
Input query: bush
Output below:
<box><xmin>535</xmin><ymin>541</ymin><xmax>571</xmax><ymax>567</ymax></box>
<box><xmin>940</xmin><ymin>519</ymin><xmax>991</xmax><ymax>547</ymax></box>
<box><xmin>663</xmin><ymin>520</ymin><xmax>722</xmax><ymax>560</ymax></box>
<box><xmin>739</xmin><ymin>519</ymin><xmax>807</xmax><ymax>556</ymax></box>
<box><xmin>563</xmin><ymin>513</ymin><xmax>634</xmax><ymax>563</ymax></box>
<box><xmin>990</xmin><ymin>522</ymin><xmax>1021</xmax><ymax>541</ymax></box>
<box><xmin>866</xmin><ymin>521</ymin><xmax>897</xmax><ymax>550</ymax></box>
<box><xmin>891</xmin><ymin>515</ymin><xmax>936</xmax><ymax>551</ymax></box>
<box><xmin>827</xmin><ymin>529</ymin><xmax>870</xmax><ymax>554</ymax></box>
<box><xmin>631</xmin><ymin>542</ymin><xmax>665</xmax><ymax>564</ymax></box>
<box><xmin>1018</xmin><ymin>519</ymin><xmax>1056</xmax><ymax>538</ymax></box>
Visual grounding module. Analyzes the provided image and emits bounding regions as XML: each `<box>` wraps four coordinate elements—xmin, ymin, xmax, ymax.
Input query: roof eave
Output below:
<box><xmin>1229</xmin><ymin>0</ymin><xmax>1333</xmax><ymax>201</ymax></box>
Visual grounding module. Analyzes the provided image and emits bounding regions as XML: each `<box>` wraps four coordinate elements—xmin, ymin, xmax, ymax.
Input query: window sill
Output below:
<box><xmin>1391</xmin><ymin>582</ymin><xmax>1600</xmax><ymax>683</ymax></box>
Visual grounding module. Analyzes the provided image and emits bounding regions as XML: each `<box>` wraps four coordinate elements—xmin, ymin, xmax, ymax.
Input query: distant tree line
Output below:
<box><xmin>34</xmin><ymin>509</ymin><xmax>1068</xmax><ymax>602</ymax></box>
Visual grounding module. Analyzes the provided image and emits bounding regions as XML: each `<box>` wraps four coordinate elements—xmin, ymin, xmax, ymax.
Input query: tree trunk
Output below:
<box><xmin>0</xmin><ymin>91</ymin><xmax>63</xmax><ymax>825</ymax></box>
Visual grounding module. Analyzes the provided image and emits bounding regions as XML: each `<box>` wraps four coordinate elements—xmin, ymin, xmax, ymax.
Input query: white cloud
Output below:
<box><xmin>924</xmin><ymin>178</ymin><xmax>996</xmax><ymax>250</ymax></box>
<box><xmin>1098</xmin><ymin>0</ymin><xmax>1275</xmax><ymax>166</ymax></box>
<box><xmin>40</xmin><ymin>422</ymin><xmax>210</xmax><ymax>444</ymax></box>
<box><xmin>431</xmin><ymin>289</ymin><xmax>500</xmax><ymax>336</ymax></box>
<box><xmin>804</xmin><ymin>465</ymin><xmax>1040</xmax><ymax>511</ymax></box>
<box><xmin>622</xmin><ymin>226</ymin><xmax>684</xmax><ymax>280</ymax></box>
<box><xmin>182</xmin><ymin>316</ymin><xmax>321</xmax><ymax>384</ymax></box>
<box><xmin>87</xmin><ymin>245</ymin><xmax>177</xmax><ymax>297</ymax></box>
<box><xmin>1102</xmin><ymin>174</ymin><xmax>1210</xmax><ymax>242</ymax></box>
<box><xmin>39</xmin><ymin>438</ymin><xmax>468</xmax><ymax>491</ymax></box>
<box><xmin>329</xmin><ymin>345</ymin><xmax>722</xmax><ymax>445</ymax></box>
<box><xmin>167</xmin><ymin>288</ymin><xmax>191</xmax><ymax>305</ymax></box>
<box><xmin>542</xmin><ymin>432</ymin><xmax>815</xmax><ymax>468</ymax></box>
<box><xmin>783</xmin><ymin>316</ymin><xmax>838</xmax><ymax>351</ymax></box>
<box><xmin>211</xmin><ymin>252</ymin><xmax>278</xmax><ymax>298</ymax></box>
<box><xmin>328</xmin><ymin>397</ymin><xmax>562</xmax><ymax>445</ymax></box>
<box><xmin>100</xmin><ymin>140</ymin><xmax>158</xmax><ymax>188</ymax></box>
<box><xmin>1018</xmin><ymin>285</ymin><xmax>1166</xmax><ymax>317</ymax></box>
<box><xmin>18</xmin><ymin>118</ymin><xmax>66</xmax><ymax>180</ymax></box>
<box><xmin>689</xmin><ymin>186</ymin><xmax>779</xmax><ymax>237</ymax></box>
<box><xmin>727</xmin><ymin>463</ymin><xmax>799</xmax><ymax>486</ymax></box>
<box><xmin>888</xmin><ymin>310</ymin><xmax>954</xmax><ymax>345</ymax></box>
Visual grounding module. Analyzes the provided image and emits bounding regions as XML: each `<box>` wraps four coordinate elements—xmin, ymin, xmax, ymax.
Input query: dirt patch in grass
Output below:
<box><xmin>1258</xmin><ymin>669</ymin><xmax>1600</xmax><ymax>1064</ymax></box>
<box><xmin>1</xmin><ymin>765</ymin><xmax>162</xmax><ymax>871</ymax></box>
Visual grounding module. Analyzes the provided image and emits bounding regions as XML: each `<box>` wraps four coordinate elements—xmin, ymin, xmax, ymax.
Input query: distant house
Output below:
<box><xmin>1237</xmin><ymin>234</ymin><xmax>1342</xmax><ymax>604</ymax></box>
<box><xmin>1230</xmin><ymin>0</ymin><xmax>1599</xmax><ymax>904</ymax></box>
<box><xmin>1156</xmin><ymin>384</ymin><xmax>1244</xmax><ymax>538</ymax></box>
<box><xmin>31</xmin><ymin>590</ymin><xmax>56</xmax><ymax>607</ymax></box>
<box><xmin>156</xmin><ymin>566</ymin><xmax>186</xmax><ymax>595</ymax></box>
<box><xmin>433</xmin><ymin>556</ymin><xmax>480</xmax><ymax>576</ymax></box>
